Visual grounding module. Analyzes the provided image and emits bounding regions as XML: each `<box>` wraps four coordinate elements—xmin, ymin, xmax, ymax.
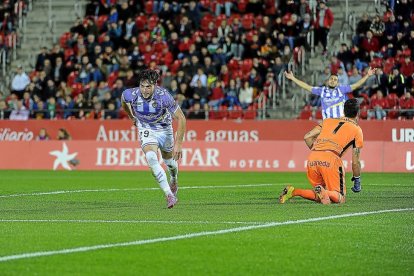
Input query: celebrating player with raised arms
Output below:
<box><xmin>121</xmin><ymin>69</ymin><xmax>186</xmax><ymax>209</ymax></box>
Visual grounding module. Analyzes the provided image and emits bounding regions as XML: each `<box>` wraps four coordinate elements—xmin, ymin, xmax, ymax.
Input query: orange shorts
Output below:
<box><xmin>306</xmin><ymin>151</ymin><xmax>346</xmax><ymax>195</ymax></box>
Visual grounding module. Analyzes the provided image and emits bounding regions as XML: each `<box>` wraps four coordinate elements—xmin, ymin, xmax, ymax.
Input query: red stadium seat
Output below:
<box><xmin>264</xmin><ymin>0</ymin><xmax>276</xmax><ymax>15</ymax></box>
<box><xmin>107</xmin><ymin>71</ymin><xmax>119</xmax><ymax>88</ymax></box>
<box><xmin>216</xmin><ymin>105</ymin><xmax>229</xmax><ymax>120</ymax></box>
<box><xmin>96</xmin><ymin>15</ymin><xmax>108</xmax><ymax>30</ymax></box>
<box><xmin>64</xmin><ymin>48</ymin><xmax>75</xmax><ymax>61</ymax></box>
<box><xmin>135</xmin><ymin>15</ymin><xmax>147</xmax><ymax>31</ymax></box>
<box><xmin>243</xmin><ymin>106</ymin><xmax>256</xmax><ymax>120</ymax></box>
<box><xmin>238</xmin><ymin>0</ymin><xmax>248</xmax><ymax>12</ymax></box>
<box><xmin>228</xmin><ymin>59</ymin><xmax>240</xmax><ymax>71</ymax></box>
<box><xmin>254</xmin><ymin>15</ymin><xmax>264</xmax><ymax>29</ymax></box>
<box><xmin>145</xmin><ymin>1</ymin><xmax>154</xmax><ymax>14</ymax></box>
<box><xmin>241</xmin><ymin>14</ymin><xmax>254</xmax><ymax>30</ymax></box>
<box><xmin>59</xmin><ymin>32</ymin><xmax>71</xmax><ymax>49</ymax></box>
<box><xmin>67</xmin><ymin>71</ymin><xmax>78</xmax><ymax>86</ymax></box>
<box><xmin>315</xmin><ymin>108</ymin><xmax>323</xmax><ymax>120</ymax></box>
<box><xmin>169</xmin><ymin>59</ymin><xmax>182</xmax><ymax>75</ymax></box>
<box><xmin>241</xmin><ymin>59</ymin><xmax>253</xmax><ymax>75</ymax></box>
<box><xmin>201</xmin><ymin>14</ymin><xmax>214</xmax><ymax>31</ymax></box>
<box><xmin>228</xmin><ymin>106</ymin><xmax>243</xmax><ymax>120</ymax></box>
<box><xmin>297</xmin><ymin>105</ymin><xmax>312</xmax><ymax>120</ymax></box>
<box><xmin>71</xmin><ymin>83</ymin><xmax>83</xmax><ymax>97</ymax></box>
<box><xmin>386</xmin><ymin>93</ymin><xmax>399</xmax><ymax>108</ymax></box>
<box><xmin>387</xmin><ymin>106</ymin><xmax>400</xmax><ymax>120</ymax></box>
<box><xmin>147</xmin><ymin>15</ymin><xmax>159</xmax><ymax>30</ymax></box>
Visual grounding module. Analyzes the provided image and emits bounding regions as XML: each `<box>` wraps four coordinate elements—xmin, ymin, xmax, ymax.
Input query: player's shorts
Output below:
<box><xmin>306</xmin><ymin>150</ymin><xmax>346</xmax><ymax>195</ymax></box>
<box><xmin>138</xmin><ymin>127</ymin><xmax>174</xmax><ymax>153</ymax></box>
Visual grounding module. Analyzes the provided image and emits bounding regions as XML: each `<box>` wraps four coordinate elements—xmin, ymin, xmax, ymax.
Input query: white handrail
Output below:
<box><xmin>1</xmin><ymin>50</ymin><xmax>6</xmax><ymax>77</ymax></box>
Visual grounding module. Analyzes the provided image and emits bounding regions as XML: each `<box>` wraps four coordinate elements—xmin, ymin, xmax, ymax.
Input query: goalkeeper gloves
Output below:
<box><xmin>351</xmin><ymin>176</ymin><xmax>361</xmax><ymax>193</ymax></box>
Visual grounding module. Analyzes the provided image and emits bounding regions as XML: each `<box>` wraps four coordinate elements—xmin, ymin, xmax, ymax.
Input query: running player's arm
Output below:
<box><xmin>304</xmin><ymin>124</ymin><xmax>322</xmax><ymax>149</ymax></box>
<box><xmin>121</xmin><ymin>97</ymin><xmax>136</xmax><ymax>122</ymax></box>
<box><xmin>172</xmin><ymin>106</ymin><xmax>186</xmax><ymax>160</ymax></box>
<box><xmin>284</xmin><ymin>71</ymin><xmax>312</xmax><ymax>92</ymax></box>
<box><xmin>350</xmin><ymin>67</ymin><xmax>377</xmax><ymax>91</ymax></box>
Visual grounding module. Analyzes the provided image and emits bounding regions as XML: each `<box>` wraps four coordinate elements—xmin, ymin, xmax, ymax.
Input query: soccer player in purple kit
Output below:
<box><xmin>121</xmin><ymin>69</ymin><xmax>186</xmax><ymax>208</ymax></box>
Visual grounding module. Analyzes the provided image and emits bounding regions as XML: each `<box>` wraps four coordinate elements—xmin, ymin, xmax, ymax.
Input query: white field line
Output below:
<box><xmin>0</xmin><ymin>183</ymin><xmax>278</xmax><ymax>198</ymax></box>
<box><xmin>0</xmin><ymin>219</ymin><xmax>262</xmax><ymax>225</ymax></box>
<box><xmin>0</xmin><ymin>208</ymin><xmax>412</xmax><ymax>263</ymax></box>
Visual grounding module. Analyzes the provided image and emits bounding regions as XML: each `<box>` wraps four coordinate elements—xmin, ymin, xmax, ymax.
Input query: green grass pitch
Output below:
<box><xmin>0</xmin><ymin>171</ymin><xmax>413</xmax><ymax>275</ymax></box>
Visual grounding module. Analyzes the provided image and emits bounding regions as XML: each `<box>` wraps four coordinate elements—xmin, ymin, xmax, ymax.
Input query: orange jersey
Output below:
<box><xmin>312</xmin><ymin>117</ymin><xmax>363</xmax><ymax>157</ymax></box>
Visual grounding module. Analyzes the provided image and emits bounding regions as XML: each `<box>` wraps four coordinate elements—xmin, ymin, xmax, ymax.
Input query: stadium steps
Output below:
<box><xmin>11</xmin><ymin>0</ymin><xmax>87</xmax><ymax>70</ymax></box>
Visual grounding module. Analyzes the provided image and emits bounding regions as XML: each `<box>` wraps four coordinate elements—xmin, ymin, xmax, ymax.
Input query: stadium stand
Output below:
<box><xmin>0</xmin><ymin>0</ymin><xmax>413</xmax><ymax>121</ymax></box>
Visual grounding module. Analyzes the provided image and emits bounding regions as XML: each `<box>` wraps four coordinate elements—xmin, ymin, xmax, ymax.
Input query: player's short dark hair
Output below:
<box><xmin>330</xmin><ymin>74</ymin><xmax>338</xmax><ymax>78</ymax></box>
<box><xmin>138</xmin><ymin>69</ymin><xmax>160</xmax><ymax>85</ymax></box>
<box><xmin>344</xmin><ymin>98</ymin><xmax>360</xmax><ymax>118</ymax></box>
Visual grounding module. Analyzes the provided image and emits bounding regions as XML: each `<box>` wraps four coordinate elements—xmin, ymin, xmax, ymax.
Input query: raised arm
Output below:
<box><xmin>350</xmin><ymin>67</ymin><xmax>377</xmax><ymax>91</ymax></box>
<box><xmin>284</xmin><ymin>71</ymin><xmax>313</xmax><ymax>92</ymax></box>
<box><xmin>172</xmin><ymin>106</ymin><xmax>187</xmax><ymax>161</ymax></box>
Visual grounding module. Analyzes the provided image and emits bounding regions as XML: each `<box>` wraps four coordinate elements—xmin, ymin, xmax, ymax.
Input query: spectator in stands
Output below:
<box><xmin>337</xmin><ymin>43</ymin><xmax>354</xmax><ymax>71</ymax></box>
<box><xmin>400</xmin><ymin>56</ymin><xmax>414</xmax><ymax>78</ymax></box>
<box><xmin>314</xmin><ymin>0</ymin><xmax>334</xmax><ymax>55</ymax></box>
<box><xmin>22</xmin><ymin>92</ymin><xmax>34</xmax><ymax>110</ymax></box>
<box><xmin>337</xmin><ymin>67</ymin><xmax>349</xmax><ymax>86</ymax></box>
<box><xmin>369</xmin><ymin>15</ymin><xmax>385</xmax><ymax>38</ymax></box>
<box><xmin>239</xmin><ymin>81</ymin><xmax>254</xmax><ymax>109</ymax></box>
<box><xmin>111</xmin><ymin>79</ymin><xmax>124</xmax><ymax>101</ymax></box>
<box><xmin>384</xmin><ymin>14</ymin><xmax>399</xmax><ymax>39</ymax></box>
<box><xmin>192</xmin><ymin>79</ymin><xmax>209</xmax><ymax>108</ymax></box>
<box><xmin>32</xmin><ymin>101</ymin><xmax>48</xmax><ymax>119</ymax></box>
<box><xmin>208</xmin><ymin>81</ymin><xmax>225</xmax><ymax>110</ymax></box>
<box><xmin>394</xmin><ymin>0</ymin><xmax>412</xmax><ymax>23</ymax></box>
<box><xmin>47</xmin><ymin>97</ymin><xmax>58</xmax><ymax>119</ymax></box>
<box><xmin>187</xmin><ymin>1</ymin><xmax>202</xmax><ymax>29</ymax></box>
<box><xmin>36</xmin><ymin>128</ymin><xmax>50</xmax><ymax>141</ymax></box>
<box><xmin>369</xmin><ymin>90</ymin><xmax>388</xmax><ymax>120</ymax></box>
<box><xmin>190</xmin><ymin>67</ymin><xmax>207</xmax><ymax>88</ymax></box>
<box><xmin>9</xmin><ymin>100</ymin><xmax>29</xmax><ymax>120</ymax></box>
<box><xmin>11</xmin><ymin>65</ymin><xmax>30</xmax><ymax>99</ymax></box>
<box><xmin>0</xmin><ymin>100</ymin><xmax>10</xmax><ymax>120</ymax></box>
<box><xmin>187</xmin><ymin>101</ymin><xmax>206</xmax><ymax>120</ymax></box>
<box><xmin>57</xmin><ymin>128</ymin><xmax>72</xmax><ymax>140</ymax></box>
<box><xmin>104</xmin><ymin>102</ymin><xmax>118</xmax><ymax>119</ymax></box>
<box><xmin>296</xmin><ymin>13</ymin><xmax>313</xmax><ymax>51</ymax></box>
<box><xmin>35</xmin><ymin>47</ymin><xmax>49</xmax><ymax>71</ymax></box>
<box><xmin>388</xmin><ymin>68</ymin><xmax>406</xmax><ymax>97</ymax></box>
<box><xmin>354</xmin><ymin>13</ymin><xmax>372</xmax><ymax>45</ymax></box>
<box><xmin>399</xmin><ymin>92</ymin><xmax>414</xmax><ymax>119</ymax></box>
<box><xmin>215</xmin><ymin>0</ymin><xmax>233</xmax><ymax>18</ymax></box>
<box><xmin>223</xmin><ymin>79</ymin><xmax>241</xmax><ymax>109</ymax></box>
<box><xmin>361</xmin><ymin>30</ymin><xmax>380</xmax><ymax>55</ymax></box>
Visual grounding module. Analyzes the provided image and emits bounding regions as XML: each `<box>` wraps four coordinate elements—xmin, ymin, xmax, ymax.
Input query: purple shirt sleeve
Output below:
<box><xmin>121</xmin><ymin>89</ymin><xmax>133</xmax><ymax>103</ymax></box>
<box><xmin>163</xmin><ymin>90</ymin><xmax>179</xmax><ymax>115</ymax></box>
<box><xmin>338</xmin><ymin>85</ymin><xmax>352</xmax><ymax>94</ymax></box>
<box><xmin>311</xmin><ymin>87</ymin><xmax>323</xmax><ymax>96</ymax></box>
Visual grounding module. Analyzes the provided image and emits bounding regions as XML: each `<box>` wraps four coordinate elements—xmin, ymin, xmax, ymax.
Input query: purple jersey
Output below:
<box><xmin>121</xmin><ymin>86</ymin><xmax>179</xmax><ymax>130</ymax></box>
<box><xmin>311</xmin><ymin>85</ymin><xmax>351</xmax><ymax>119</ymax></box>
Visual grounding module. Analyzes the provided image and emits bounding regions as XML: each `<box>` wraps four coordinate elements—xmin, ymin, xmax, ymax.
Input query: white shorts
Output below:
<box><xmin>138</xmin><ymin>128</ymin><xmax>174</xmax><ymax>153</ymax></box>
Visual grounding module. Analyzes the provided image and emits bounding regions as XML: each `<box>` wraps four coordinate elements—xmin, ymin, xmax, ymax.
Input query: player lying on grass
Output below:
<box><xmin>121</xmin><ymin>69</ymin><xmax>186</xmax><ymax>209</ymax></box>
<box><xmin>279</xmin><ymin>98</ymin><xmax>363</xmax><ymax>204</ymax></box>
<box><xmin>285</xmin><ymin>67</ymin><xmax>375</xmax><ymax>192</ymax></box>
